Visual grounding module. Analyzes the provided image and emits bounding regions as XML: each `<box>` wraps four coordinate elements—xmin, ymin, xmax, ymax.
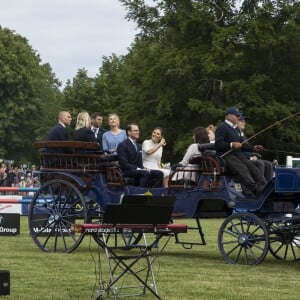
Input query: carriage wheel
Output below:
<box><xmin>218</xmin><ymin>212</ymin><xmax>269</xmax><ymax>265</ymax></box>
<box><xmin>268</xmin><ymin>219</ymin><xmax>300</xmax><ymax>260</ymax></box>
<box><xmin>28</xmin><ymin>179</ymin><xmax>88</xmax><ymax>253</ymax></box>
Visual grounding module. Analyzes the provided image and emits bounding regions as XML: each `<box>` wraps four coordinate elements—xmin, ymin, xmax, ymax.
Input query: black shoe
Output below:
<box><xmin>254</xmin><ymin>186</ymin><xmax>263</xmax><ymax>198</ymax></box>
<box><xmin>236</xmin><ymin>193</ymin><xmax>256</xmax><ymax>201</ymax></box>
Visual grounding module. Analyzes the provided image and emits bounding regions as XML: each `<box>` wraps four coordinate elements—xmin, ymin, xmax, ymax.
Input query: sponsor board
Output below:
<box><xmin>21</xmin><ymin>204</ymin><xmax>30</xmax><ymax>216</ymax></box>
<box><xmin>31</xmin><ymin>214</ymin><xmax>74</xmax><ymax>236</ymax></box>
<box><xmin>0</xmin><ymin>196</ymin><xmax>22</xmax><ymax>214</ymax></box>
<box><xmin>85</xmin><ymin>227</ymin><xmax>121</xmax><ymax>234</ymax></box>
<box><xmin>0</xmin><ymin>204</ymin><xmax>21</xmax><ymax>214</ymax></box>
<box><xmin>0</xmin><ymin>214</ymin><xmax>20</xmax><ymax>236</ymax></box>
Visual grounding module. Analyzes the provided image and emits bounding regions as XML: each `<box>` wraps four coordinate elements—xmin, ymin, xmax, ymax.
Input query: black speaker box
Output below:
<box><xmin>0</xmin><ymin>270</ymin><xmax>10</xmax><ymax>295</ymax></box>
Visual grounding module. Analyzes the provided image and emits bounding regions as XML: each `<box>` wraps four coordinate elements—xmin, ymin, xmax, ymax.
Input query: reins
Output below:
<box><xmin>263</xmin><ymin>148</ymin><xmax>300</xmax><ymax>157</ymax></box>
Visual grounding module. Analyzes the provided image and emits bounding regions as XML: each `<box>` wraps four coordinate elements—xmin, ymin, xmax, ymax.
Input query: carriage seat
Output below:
<box><xmin>168</xmin><ymin>144</ymin><xmax>224</xmax><ymax>189</ymax></box>
<box><xmin>106</xmin><ymin>166</ymin><xmax>137</xmax><ymax>186</ymax></box>
<box><xmin>189</xmin><ymin>154</ymin><xmax>225</xmax><ymax>175</ymax></box>
<box><xmin>197</xmin><ymin>143</ymin><xmax>226</xmax><ymax>173</ymax></box>
<box><xmin>198</xmin><ymin>142</ymin><xmax>216</xmax><ymax>152</ymax></box>
<box><xmin>34</xmin><ymin>141</ymin><xmax>118</xmax><ymax>173</ymax></box>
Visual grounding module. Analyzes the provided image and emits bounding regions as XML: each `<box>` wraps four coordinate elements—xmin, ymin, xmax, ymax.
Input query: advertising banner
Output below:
<box><xmin>0</xmin><ymin>213</ymin><xmax>20</xmax><ymax>236</ymax></box>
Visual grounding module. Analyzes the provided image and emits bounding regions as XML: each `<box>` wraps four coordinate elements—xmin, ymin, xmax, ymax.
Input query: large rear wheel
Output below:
<box><xmin>28</xmin><ymin>179</ymin><xmax>88</xmax><ymax>253</ymax></box>
<box><xmin>218</xmin><ymin>212</ymin><xmax>269</xmax><ymax>265</ymax></box>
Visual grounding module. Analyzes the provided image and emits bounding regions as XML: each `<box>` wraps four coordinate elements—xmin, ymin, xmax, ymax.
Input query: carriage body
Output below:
<box><xmin>29</xmin><ymin>141</ymin><xmax>300</xmax><ymax>265</ymax></box>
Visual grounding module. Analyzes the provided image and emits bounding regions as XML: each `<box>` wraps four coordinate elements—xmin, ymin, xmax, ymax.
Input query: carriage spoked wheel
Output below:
<box><xmin>218</xmin><ymin>212</ymin><xmax>269</xmax><ymax>265</ymax></box>
<box><xmin>268</xmin><ymin>218</ymin><xmax>300</xmax><ymax>261</ymax></box>
<box><xmin>28</xmin><ymin>179</ymin><xmax>88</xmax><ymax>253</ymax></box>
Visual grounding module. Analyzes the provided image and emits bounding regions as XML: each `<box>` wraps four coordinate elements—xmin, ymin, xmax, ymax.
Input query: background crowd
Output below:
<box><xmin>0</xmin><ymin>162</ymin><xmax>40</xmax><ymax>189</ymax></box>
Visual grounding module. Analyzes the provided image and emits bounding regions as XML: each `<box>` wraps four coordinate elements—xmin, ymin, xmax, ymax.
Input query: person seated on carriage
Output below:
<box><xmin>236</xmin><ymin>116</ymin><xmax>274</xmax><ymax>182</ymax></box>
<box><xmin>170</xmin><ymin>127</ymin><xmax>210</xmax><ymax>183</ymax></box>
<box><xmin>206</xmin><ymin>124</ymin><xmax>216</xmax><ymax>143</ymax></box>
<box><xmin>45</xmin><ymin>111</ymin><xmax>73</xmax><ymax>153</ymax></box>
<box><xmin>102</xmin><ymin>113</ymin><xmax>127</xmax><ymax>154</ymax></box>
<box><xmin>215</xmin><ymin>107</ymin><xmax>266</xmax><ymax>197</ymax></box>
<box><xmin>46</xmin><ymin>111</ymin><xmax>72</xmax><ymax>141</ymax></box>
<box><xmin>142</xmin><ymin>127</ymin><xmax>170</xmax><ymax>188</ymax></box>
<box><xmin>90</xmin><ymin>112</ymin><xmax>107</xmax><ymax>151</ymax></box>
<box><xmin>117</xmin><ymin>123</ymin><xmax>164</xmax><ymax>188</ymax></box>
<box><xmin>73</xmin><ymin>112</ymin><xmax>98</xmax><ymax>143</ymax></box>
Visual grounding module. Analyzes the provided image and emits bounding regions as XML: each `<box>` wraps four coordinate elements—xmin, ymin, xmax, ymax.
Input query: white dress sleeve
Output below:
<box><xmin>180</xmin><ymin>144</ymin><xmax>200</xmax><ymax>166</ymax></box>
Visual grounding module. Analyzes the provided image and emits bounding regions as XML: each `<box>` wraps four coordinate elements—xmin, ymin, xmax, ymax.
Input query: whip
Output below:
<box><xmin>263</xmin><ymin>148</ymin><xmax>300</xmax><ymax>156</ymax></box>
<box><xmin>220</xmin><ymin>111</ymin><xmax>300</xmax><ymax>158</ymax></box>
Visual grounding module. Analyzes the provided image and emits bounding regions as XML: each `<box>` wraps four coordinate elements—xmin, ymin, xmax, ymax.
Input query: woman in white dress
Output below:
<box><xmin>142</xmin><ymin>127</ymin><xmax>170</xmax><ymax>187</ymax></box>
<box><xmin>180</xmin><ymin>127</ymin><xmax>210</xmax><ymax>165</ymax></box>
<box><xmin>173</xmin><ymin>127</ymin><xmax>210</xmax><ymax>182</ymax></box>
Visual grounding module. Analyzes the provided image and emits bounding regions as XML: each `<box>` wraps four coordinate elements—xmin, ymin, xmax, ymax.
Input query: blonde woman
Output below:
<box><xmin>206</xmin><ymin>124</ymin><xmax>216</xmax><ymax>143</ymax></box>
<box><xmin>142</xmin><ymin>127</ymin><xmax>170</xmax><ymax>187</ymax></box>
<box><xmin>102</xmin><ymin>113</ymin><xmax>126</xmax><ymax>153</ymax></box>
<box><xmin>73</xmin><ymin>112</ymin><xmax>97</xmax><ymax>142</ymax></box>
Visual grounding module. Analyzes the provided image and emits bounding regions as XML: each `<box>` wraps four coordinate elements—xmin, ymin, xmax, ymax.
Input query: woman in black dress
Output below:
<box><xmin>73</xmin><ymin>112</ymin><xmax>97</xmax><ymax>143</ymax></box>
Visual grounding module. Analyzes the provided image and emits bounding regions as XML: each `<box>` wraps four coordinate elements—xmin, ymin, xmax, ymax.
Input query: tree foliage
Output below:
<box><xmin>64</xmin><ymin>0</ymin><xmax>300</xmax><ymax>163</ymax></box>
<box><xmin>0</xmin><ymin>27</ymin><xmax>63</xmax><ymax>164</ymax></box>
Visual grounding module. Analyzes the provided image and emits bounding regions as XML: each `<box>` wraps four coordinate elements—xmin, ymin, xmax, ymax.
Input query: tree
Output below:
<box><xmin>117</xmin><ymin>0</ymin><xmax>300</xmax><ymax>162</ymax></box>
<box><xmin>63</xmin><ymin>0</ymin><xmax>300</xmax><ymax>163</ymax></box>
<box><xmin>0</xmin><ymin>26</ymin><xmax>63</xmax><ymax>164</ymax></box>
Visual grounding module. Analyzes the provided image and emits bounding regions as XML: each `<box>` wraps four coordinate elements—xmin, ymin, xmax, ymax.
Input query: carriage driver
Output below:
<box><xmin>215</xmin><ymin>107</ymin><xmax>266</xmax><ymax>197</ymax></box>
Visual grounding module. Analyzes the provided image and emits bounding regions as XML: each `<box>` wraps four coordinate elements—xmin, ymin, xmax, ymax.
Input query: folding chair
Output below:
<box><xmin>87</xmin><ymin>195</ymin><xmax>187</xmax><ymax>299</ymax></box>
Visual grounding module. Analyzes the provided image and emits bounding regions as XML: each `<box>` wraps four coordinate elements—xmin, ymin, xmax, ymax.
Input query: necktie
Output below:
<box><xmin>133</xmin><ymin>141</ymin><xmax>137</xmax><ymax>151</ymax></box>
<box><xmin>92</xmin><ymin>128</ymin><xmax>98</xmax><ymax>137</ymax></box>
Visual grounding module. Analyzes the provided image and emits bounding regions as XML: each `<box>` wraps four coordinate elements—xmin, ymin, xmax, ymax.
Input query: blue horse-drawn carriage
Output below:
<box><xmin>28</xmin><ymin>141</ymin><xmax>300</xmax><ymax>265</ymax></box>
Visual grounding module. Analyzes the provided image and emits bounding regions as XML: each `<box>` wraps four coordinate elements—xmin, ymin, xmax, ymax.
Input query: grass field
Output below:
<box><xmin>0</xmin><ymin>216</ymin><xmax>300</xmax><ymax>299</ymax></box>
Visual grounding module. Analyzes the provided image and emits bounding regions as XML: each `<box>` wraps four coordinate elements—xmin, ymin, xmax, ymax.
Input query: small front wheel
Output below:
<box><xmin>268</xmin><ymin>218</ymin><xmax>300</xmax><ymax>261</ymax></box>
<box><xmin>218</xmin><ymin>212</ymin><xmax>269</xmax><ymax>265</ymax></box>
<box><xmin>28</xmin><ymin>179</ymin><xmax>88</xmax><ymax>253</ymax></box>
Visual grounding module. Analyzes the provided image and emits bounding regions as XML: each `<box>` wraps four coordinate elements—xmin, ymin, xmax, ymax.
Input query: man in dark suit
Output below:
<box><xmin>117</xmin><ymin>123</ymin><xmax>163</xmax><ymax>188</ymax></box>
<box><xmin>236</xmin><ymin>117</ymin><xmax>273</xmax><ymax>181</ymax></box>
<box><xmin>215</xmin><ymin>107</ymin><xmax>266</xmax><ymax>197</ymax></box>
<box><xmin>91</xmin><ymin>112</ymin><xmax>107</xmax><ymax>151</ymax></box>
<box><xmin>46</xmin><ymin>111</ymin><xmax>72</xmax><ymax>141</ymax></box>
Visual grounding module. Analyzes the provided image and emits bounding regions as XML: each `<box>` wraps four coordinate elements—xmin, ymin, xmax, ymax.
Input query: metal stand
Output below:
<box><xmin>73</xmin><ymin>195</ymin><xmax>187</xmax><ymax>299</ymax></box>
<box><xmin>174</xmin><ymin>217</ymin><xmax>206</xmax><ymax>249</ymax></box>
<box><xmin>96</xmin><ymin>231</ymin><xmax>165</xmax><ymax>299</ymax></box>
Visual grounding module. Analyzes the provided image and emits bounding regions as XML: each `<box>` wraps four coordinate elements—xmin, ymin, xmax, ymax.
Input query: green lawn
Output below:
<box><xmin>0</xmin><ymin>217</ymin><xmax>299</xmax><ymax>299</ymax></box>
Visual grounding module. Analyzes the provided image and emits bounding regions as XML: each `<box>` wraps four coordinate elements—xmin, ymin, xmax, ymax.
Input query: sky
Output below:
<box><xmin>0</xmin><ymin>0</ymin><xmax>139</xmax><ymax>85</ymax></box>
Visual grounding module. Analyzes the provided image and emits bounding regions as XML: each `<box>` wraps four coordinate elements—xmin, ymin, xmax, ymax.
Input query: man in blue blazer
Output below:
<box><xmin>215</xmin><ymin>107</ymin><xmax>266</xmax><ymax>197</ymax></box>
<box><xmin>46</xmin><ymin>111</ymin><xmax>72</xmax><ymax>141</ymax></box>
<box><xmin>117</xmin><ymin>123</ymin><xmax>163</xmax><ymax>188</ymax></box>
